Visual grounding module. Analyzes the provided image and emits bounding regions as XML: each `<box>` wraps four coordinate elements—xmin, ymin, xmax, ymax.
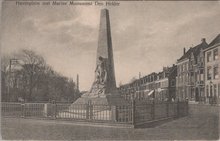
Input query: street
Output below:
<box><xmin>1</xmin><ymin>104</ymin><xmax>219</xmax><ymax>140</ymax></box>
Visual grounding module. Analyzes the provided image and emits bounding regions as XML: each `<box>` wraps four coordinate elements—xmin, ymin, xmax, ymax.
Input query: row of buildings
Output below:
<box><xmin>118</xmin><ymin>34</ymin><xmax>220</xmax><ymax>104</ymax></box>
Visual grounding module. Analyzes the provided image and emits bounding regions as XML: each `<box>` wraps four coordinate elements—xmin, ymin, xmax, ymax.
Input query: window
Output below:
<box><xmin>210</xmin><ymin>85</ymin><xmax>213</xmax><ymax>97</ymax></box>
<box><xmin>214</xmin><ymin>84</ymin><xmax>217</xmax><ymax>97</ymax></box>
<box><xmin>213</xmin><ymin>49</ymin><xmax>218</xmax><ymax>60</ymax></box>
<box><xmin>200</xmin><ymin>69</ymin><xmax>204</xmax><ymax>74</ymax></box>
<box><xmin>214</xmin><ymin>65</ymin><xmax>219</xmax><ymax>79</ymax></box>
<box><xmin>186</xmin><ymin>63</ymin><xmax>188</xmax><ymax>70</ymax></box>
<box><xmin>218</xmin><ymin>84</ymin><xmax>220</xmax><ymax>98</ymax></box>
<box><xmin>207</xmin><ymin>67</ymin><xmax>212</xmax><ymax>80</ymax></box>
<box><xmin>186</xmin><ymin>73</ymin><xmax>188</xmax><ymax>82</ymax></box>
<box><xmin>206</xmin><ymin>85</ymin><xmax>209</xmax><ymax>97</ymax></box>
<box><xmin>197</xmin><ymin>56</ymin><xmax>200</xmax><ymax>63</ymax></box>
<box><xmin>207</xmin><ymin>52</ymin><xmax>212</xmax><ymax>62</ymax></box>
<box><xmin>171</xmin><ymin>80</ymin><xmax>175</xmax><ymax>86</ymax></box>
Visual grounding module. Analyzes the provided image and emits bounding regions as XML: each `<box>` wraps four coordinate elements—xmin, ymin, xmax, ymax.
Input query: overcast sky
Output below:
<box><xmin>1</xmin><ymin>1</ymin><xmax>220</xmax><ymax>90</ymax></box>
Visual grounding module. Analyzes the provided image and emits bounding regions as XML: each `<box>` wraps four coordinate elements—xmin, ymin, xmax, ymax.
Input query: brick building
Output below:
<box><xmin>204</xmin><ymin>34</ymin><xmax>220</xmax><ymax>104</ymax></box>
<box><xmin>176</xmin><ymin>39</ymin><xmax>208</xmax><ymax>102</ymax></box>
<box><xmin>118</xmin><ymin>72</ymin><xmax>157</xmax><ymax>101</ymax></box>
<box><xmin>119</xmin><ymin>35</ymin><xmax>219</xmax><ymax>105</ymax></box>
<box><xmin>118</xmin><ymin>65</ymin><xmax>177</xmax><ymax>101</ymax></box>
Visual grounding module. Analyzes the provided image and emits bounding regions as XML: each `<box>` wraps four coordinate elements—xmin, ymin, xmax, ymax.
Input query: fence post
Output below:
<box><xmin>86</xmin><ymin>101</ymin><xmax>89</xmax><ymax>120</ymax></box>
<box><xmin>89</xmin><ymin>101</ymin><xmax>93</xmax><ymax>120</ymax></box>
<box><xmin>151</xmin><ymin>100</ymin><xmax>155</xmax><ymax>120</ymax></box>
<box><xmin>132</xmin><ymin>99</ymin><xmax>136</xmax><ymax>125</ymax></box>
<box><xmin>52</xmin><ymin>100</ymin><xmax>56</xmax><ymax>119</ymax></box>
<box><xmin>111</xmin><ymin>106</ymin><xmax>117</xmax><ymax>122</ymax></box>
<box><xmin>21</xmin><ymin>101</ymin><xmax>25</xmax><ymax>118</ymax></box>
<box><xmin>166</xmin><ymin>101</ymin><xmax>169</xmax><ymax>117</ymax></box>
<box><xmin>44</xmin><ymin>103</ymin><xmax>48</xmax><ymax>118</ymax></box>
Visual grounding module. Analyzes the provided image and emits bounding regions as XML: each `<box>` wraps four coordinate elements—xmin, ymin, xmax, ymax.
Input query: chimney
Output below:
<box><xmin>163</xmin><ymin>67</ymin><xmax>166</xmax><ymax>71</ymax></box>
<box><xmin>76</xmin><ymin>74</ymin><xmax>79</xmax><ymax>91</ymax></box>
<box><xmin>183</xmin><ymin>48</ymin><xmax>186</xmax><ymax>55</ymax></box>
<box><xmin>201</xmin><ymin>38</ymin><xmax>206</xmax><ymax>43</ymax></box>
<box><xmin>139</xmin><ymin>72</ymin><xmax>141</xmax><ymax>79</ymax></box>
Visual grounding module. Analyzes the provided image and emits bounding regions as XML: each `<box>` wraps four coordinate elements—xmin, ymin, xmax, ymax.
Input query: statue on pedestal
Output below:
<box><xmin>90</xmin><ymin>56</ymin><xmax>107</xmax><ymax>97</ymax></box>
<box><xmin>94</xmin><ymin>56</ymin><xmax>107</xmax><ymax>85</ymax></box>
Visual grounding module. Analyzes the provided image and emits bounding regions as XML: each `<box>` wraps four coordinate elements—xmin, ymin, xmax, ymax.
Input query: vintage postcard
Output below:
<box><xmin>1</xmin><ymin>0</ymin><xmax>220</xmax><ymax>140</ymax></box>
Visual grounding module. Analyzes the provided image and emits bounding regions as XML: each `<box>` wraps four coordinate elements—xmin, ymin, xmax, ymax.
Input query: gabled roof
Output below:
<box><xmin>177</xmin><ymin>40</ymin><xmax>208</xmax><ymax>62</ymax></box>
<box><xmin>208</xmin><ymin>34</ymin><xmax>220</xmax><ymax>47</ymax></box>
<box><xmin>177</xmin><ymin>48</ymin><xmax>193</xmax><ymax>62</ymax></box>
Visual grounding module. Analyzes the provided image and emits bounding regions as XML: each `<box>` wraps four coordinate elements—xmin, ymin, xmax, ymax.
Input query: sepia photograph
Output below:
<box><xmin>1</xmin><ymin>0</ymin><xmax>220</xmax><ymax>140</ymax></box>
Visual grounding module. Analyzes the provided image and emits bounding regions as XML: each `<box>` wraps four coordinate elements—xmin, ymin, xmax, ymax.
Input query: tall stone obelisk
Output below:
<box><xmin>73</xmin><ymin>9</ymin><xmax>127</xmax><ymax>106</ymax></box>
<box><xmin>96</xmin><ymin>8</ymin><xmax>117</xmax><ymax>95</ymax></box>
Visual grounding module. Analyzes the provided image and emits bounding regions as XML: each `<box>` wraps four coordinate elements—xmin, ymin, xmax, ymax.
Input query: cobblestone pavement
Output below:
<box><xmin>1</xmin><ymin>104</ymin><xmax>219</xmax><ymax>140</ymax></box>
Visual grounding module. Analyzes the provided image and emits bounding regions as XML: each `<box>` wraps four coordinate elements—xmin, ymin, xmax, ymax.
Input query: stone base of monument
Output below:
<box><xmin>57</xmin><ymin>109</ymin><xmax>111</xmax><ymax>120</ymax></box>
<box><xmin>57</xmin><ymin>109</ymin><xmax>87</xmax><ymax>119</ymax></box>
<box><xmin>72</xmin><ymin>94</ymin><xmax>129</xmax><ymax>106</ymax></box>
<box><xmin>66</xmin><ymin>94</ymin><xmax>129</xmax><ymax>120</ymax></box>
<box><xmin>55</xmin><ymin>93</ymin><xmax>131</xmax><ymax>121</ymax></box>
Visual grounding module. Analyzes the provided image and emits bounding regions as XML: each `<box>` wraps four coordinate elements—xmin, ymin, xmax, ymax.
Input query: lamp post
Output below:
<box><xmin>7</xmin><ymin>59</ymin><xmax>13</xmax><ymax>102</ymax></box>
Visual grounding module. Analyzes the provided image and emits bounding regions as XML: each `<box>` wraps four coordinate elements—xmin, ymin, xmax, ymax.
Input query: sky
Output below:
<box><xmin>1</xmin><ymin>1</ymin><xmax>220</xmax><ymax>91</ymax></box>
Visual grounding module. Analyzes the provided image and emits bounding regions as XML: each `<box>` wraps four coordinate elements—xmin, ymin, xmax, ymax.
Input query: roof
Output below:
<box><xmin>119</xmin><ymin>65</ymin><xmax>177</xmax><ymax>88</ymax></box>
<box><xmin>177</xmin><ymin>40</ymin><xmax>208</xmax><ymax>62</ymax></box>
<box><xmin>208</xmin><ymin>34</ymin><xmax>220</xmax><ymax>47</ymax></box>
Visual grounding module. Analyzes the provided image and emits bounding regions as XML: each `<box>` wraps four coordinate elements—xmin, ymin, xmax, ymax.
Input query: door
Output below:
<box><xmin>195</xmin><ymin>88</ymin><xmax>199</xmax><ymax>101</ymax></box>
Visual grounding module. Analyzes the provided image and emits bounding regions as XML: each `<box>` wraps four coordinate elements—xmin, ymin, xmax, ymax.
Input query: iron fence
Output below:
<box><xmin>2</xmin><ymin>102</ymin><xmax>21</xmax><ymax>117</ymax></box>
<box><xmin>1</xmin><ymin>100</ymin><xmax>188</xmax><ymax>126</ymax></box>
<box><xmin>132</xmin><ymin>100</ymin><xmax>188</xmax><ymax>125</ymax></box>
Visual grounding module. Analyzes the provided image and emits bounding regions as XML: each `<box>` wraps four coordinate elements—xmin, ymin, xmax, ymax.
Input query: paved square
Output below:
<box><xmin>1</xmin><ymin>105</ymin><xmax>219</xmax><ymax>140</ymax></box>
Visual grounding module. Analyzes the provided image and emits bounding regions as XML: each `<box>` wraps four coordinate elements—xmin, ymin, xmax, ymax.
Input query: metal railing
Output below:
<box><xmin>1</xmin><ymin>100</ymin><xmax>188</xmax><ymax>126</ymax></box>
<box><xmin>2</xmin><ymin>102</ymin><xmax>22</xmax><ymax>117</ymax></box>
<box><xmin>132</xmin><ymin>100</ymin><xmax>188</xmax><ymax>125</ymax></box>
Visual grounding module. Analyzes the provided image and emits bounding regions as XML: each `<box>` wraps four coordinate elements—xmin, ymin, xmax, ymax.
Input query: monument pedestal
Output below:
<box><xmin>73</xmin><ymin>94</ymin><xmax>128</xmax><ymax>106</ymax></box>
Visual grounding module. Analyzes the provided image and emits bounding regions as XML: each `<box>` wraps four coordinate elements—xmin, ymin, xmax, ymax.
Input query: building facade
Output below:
<box><xmin>119</xmin><ymin>35</ymin><xmax>220</xmax><ymax>105</ymax></box>
<box><xmin>176</xmin><ymin>39</ymin><xmax>208</xmax><ymax>102</ymax></box>
<box><xmin>118</xmin><ymin>65</ymin><xmax>177</xmax><ymax>101</ymax></box>
<box><xmin>154</xmin><ymin>66</ymin><xmax>177</xmax><ymax>101</ymax></box>
<box><xmin>118</xmin><ymin>72</ymin><xmax>157</xmax><ymax>101</ymax></box>
<box><xmin>204</xmin><ymin>34</ymin><xmax>220</xmax><ymax>104</ymax></box>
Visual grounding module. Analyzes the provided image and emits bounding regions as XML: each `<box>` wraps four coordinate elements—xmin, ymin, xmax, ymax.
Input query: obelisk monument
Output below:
<box><xmin>73</xmin><ymin>9</ymin><xmax>127</xmax><ymax>106</ymax></box>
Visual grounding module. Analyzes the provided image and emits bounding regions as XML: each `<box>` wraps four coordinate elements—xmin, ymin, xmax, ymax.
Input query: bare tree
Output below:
<box><xmin>17</xmin><ymin>50</ymin><xmax>47</xmax><ymax>101</ymax></box>
<box><xmin>2</xmin><ymin>49</ymin><xmax>79</xmax><ymax>102</ymax></box>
